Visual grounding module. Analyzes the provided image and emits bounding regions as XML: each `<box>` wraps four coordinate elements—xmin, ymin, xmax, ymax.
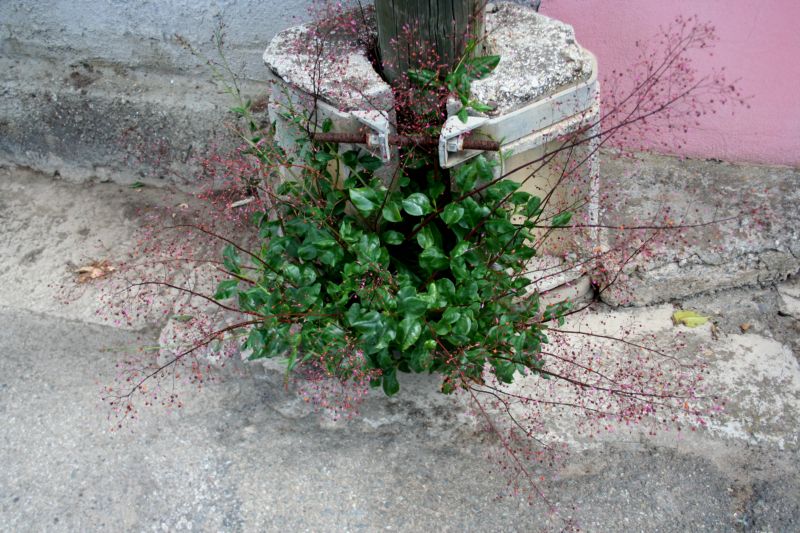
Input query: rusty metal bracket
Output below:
<box><xmin>438</xmin><ymin>115</ymin><xmax>490</xmax><ymax>168</ymax></box>
<box><xmin>310</xmin><ymin>132</ymin><xmax>500</xmax><ymax>151</ymax></box>
<box><xmin>351</xmin><ymin>110</ymin><xmax>391</xmax><ymax>162</ymax></box>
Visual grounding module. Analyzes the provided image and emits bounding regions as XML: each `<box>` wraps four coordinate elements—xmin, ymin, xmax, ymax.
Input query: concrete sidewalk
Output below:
<box><xmin>0</xmin><ymin>167</ymin><xmax>799</xmax><ymax>531</ymax></box>
<box><xmin>1</xmin><ymin>305</ymin><xmax>797</xmax><ymax>532</ymax></box>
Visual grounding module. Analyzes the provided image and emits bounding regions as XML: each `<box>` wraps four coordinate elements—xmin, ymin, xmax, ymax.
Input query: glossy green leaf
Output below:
<box><xmin>419</xmin><ymin>247</ymin><xmax>449</xmax><ymax>272</ymax></box>
<box><xmin>382</xmin><ymin>200</ymin><xmax>403</xmax><ymax>223</ymax></box>
<box><xmin>339</xmin><ymin>219</ymin><xmax>362</xmax><ymax>244</ymax></box>
<box><xmin>222</xmin><ymin>244</ymin><xmax>241</xmax><ymax>275</ymax></box>
<box><xmin>315</xmin><ymin>151</ymin><xmax>335</xmax><ymax>164</ymax></box>
<box><xmin>487</xmin><ymin>180</ymin><xmax>519</xmax><ymax>201</ymax></box>
<box><xmin>350</xmin><ymin>309</ymin><xmax>383</xmax><ymax>333</ymax></box>
<box><xmin>470</xmin><ymin>100</ymin><xmax>494</xmax><ymax>113</ymax></box>
<box><xmin>442</xmin><ymin>307</ymin><xmax>461</xmax><ymax>325</ymax></box>
<box><xmin>399</xmin><ymin>317</ymin><xmax>422</xmax><ymax>350</ymax></box>
<box><xmin>474</xmin><ymin>155</ymin><xmax>494</xmax><ymax>181</ymax></box>
<box><xmin>214</xmin><ymin>279</ymin><xmax>239</xmax><ymax>300</ymax></box>
<box><xmin>440</xmin><ymin>203</ymin><xmax>464</xmax><ymax>225</ymax></box>
<box><xmin>454</xmin><ymin>163</ymin><xmax>477</xmax><ymax>192</ymax></box>
<box><xmin>397</xmin><ymin>288</ymin><xmax>427</xmax><ymax>318</ymax></box>
<box><xmin>452</xmin><ymin>314</ymin><xmax>473</xmax><ymax>337</ymax></box>
<box><xmin>382</xmin><ymin>367</ymin><xmax>400</xmax><ymax>396</ymax></box>
<box><xmin>297</xmin><ymin>243</ymin><xmax>318</xmax><ymax>261</ymax></box>
<box><xmin>450</xmin><ymin>241</ymin><xmax>470</xmax><ymax>258</ymax></box>
<box><xmin>408</xmin><ymin>68</ymin><xmax>437</xmax><ymax>86</ymax></box>
<box><xmin>341</xmin><ymin>149</ymin><xmax>359</xmax><ymax>169</ymax></box>
<box><xmin>416</xmin><ymin>226</ymin><xmax>435</xmax><ymax>249</ymax></box>
<box><xmin>349</xmin><ymin>187</ymin><xmax>378</xmax><ymax>213</ymax></box>
<box><xmin>410</xmin><ymin>344</ymin><xmax>433</xmax><ymax>372</ymax></box>
<box><xmin>402</xmin><ymin>193</ymin><xmax>432</xmax><ymax>216</ymax></box>
<box><xmin>494</xmin><ymin>360</ymin><xmax>516</xmax><ymax>383</ymax></box>
<box><xmin>359</xmin><ymin>155</ymin><xmax>383</xmax><ymax>172</ymax></box>
<box><xmin>467</xmin><ymin>55</ymin><xmax>501</xmax><ymax>80</ymax></box>
<box><xmin>551</xmin><ymin>211</ymin><xmax>572</xmax><ymax>227</ymax></box>
<box><xmin>382</xmin><ymin>230</ymin><xmax>404</xmax><ymax>245</ymax></box>
<box><xmin>525</xmin><ymin>196</ymin><xmax>543</xmax><ymax>217</ymax></box>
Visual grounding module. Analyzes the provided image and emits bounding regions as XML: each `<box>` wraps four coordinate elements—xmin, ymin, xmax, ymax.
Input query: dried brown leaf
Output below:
<box><xmin>75</xmin><ymin>259</ymin><xmax>116</xmax><ymax>283</ymax></box>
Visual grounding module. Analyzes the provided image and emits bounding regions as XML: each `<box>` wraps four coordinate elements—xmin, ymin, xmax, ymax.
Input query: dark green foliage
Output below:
<box><xmin>217</xmin><ymin>140</ymin><xmax>572</xmax><ymax>396</ymax></box>
<box><xmin>409</xmin><ymin>39</ymin><xmax>500</xmax><ymax>122</ymax></box>
<box><xmin>216</xmin><ymin>50</ymin><xmax>573</xmax><ymax>397</ymax></box>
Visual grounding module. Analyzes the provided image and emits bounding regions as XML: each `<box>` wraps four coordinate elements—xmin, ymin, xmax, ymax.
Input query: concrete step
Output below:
<box><xmin>599</xmin><ymin>152</ymin><xmax>800</xmax><ymax>306</ymax></box>
<box><xmin>0</xmin><ymin>56</ymin><xmax>265</xmax><ymax>186</ymax></box>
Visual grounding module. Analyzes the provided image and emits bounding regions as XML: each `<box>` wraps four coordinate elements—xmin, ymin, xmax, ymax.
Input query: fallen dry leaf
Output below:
<box><xmin>75</xmin><ymin>259</ymin><xmax>116</xmax><ymax>283</ymax></box>
<box><xmin>739</xmin><ymin>322</ymin><xmax>751</xmax><ymax>333</ymax></box>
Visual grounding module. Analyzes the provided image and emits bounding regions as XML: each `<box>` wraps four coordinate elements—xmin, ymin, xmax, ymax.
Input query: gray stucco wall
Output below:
<box><xmin>0</xmin><ymin>0</ymin><xmax>311</xmax><ymax>184</ymax></box>
<box><xmin>1</xmin><ymin>0</ymin><xmax>310</xmax><ymax>78</ymax></box>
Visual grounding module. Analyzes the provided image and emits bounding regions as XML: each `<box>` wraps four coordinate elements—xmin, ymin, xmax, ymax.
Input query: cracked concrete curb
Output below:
<box><xmin>0</xmin><ymin>55</ymin><xmax>267</xmax><ymax>186</ymax></box>
<box><xmin>600</xmin><ymin>152</ymin><xmax>800</xmax><ymax>306</ymax></box>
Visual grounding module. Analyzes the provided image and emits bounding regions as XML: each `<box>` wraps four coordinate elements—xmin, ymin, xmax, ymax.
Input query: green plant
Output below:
<box><xmin>217</xmin><ymin>49</ymin><xmax>573</xmax><ymax>397</ymax></box>
<box><xmin>99</xmin><ymin>11</ymin><xmax>738</xmax><ymax>514</ymax></box>
<box><xmin>408</xmin><ymin>38</ymin><xmax>500</xmax><ymax>122</ymax></box>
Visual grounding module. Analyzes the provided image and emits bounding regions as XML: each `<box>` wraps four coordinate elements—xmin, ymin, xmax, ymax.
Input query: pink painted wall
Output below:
<box><xmin>540</xmin><ymin>0</ymin><xmax>800</xmax><ymax>167</ymax></box>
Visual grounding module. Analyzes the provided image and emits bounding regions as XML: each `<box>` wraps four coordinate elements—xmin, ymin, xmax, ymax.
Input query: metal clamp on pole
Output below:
<box><xmin>437</xmin><ymin>53</ymin><xmax>599</xmax><ymax>169</ymax></box>
<box><xmin>351</xmin><ymin>110</ymin><xmax>391</xmax><ymax>163</ymax></box>
<box><xmin>438</xmin><ymin>115</ymin><xmax>489</xmax><ymax>168</ymax></box>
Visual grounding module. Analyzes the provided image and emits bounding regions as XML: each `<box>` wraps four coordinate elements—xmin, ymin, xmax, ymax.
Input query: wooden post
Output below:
<box><xmin>374</xmin><ymin>0</ymin><xmax>485</xmax><ymax>84</ymax></box>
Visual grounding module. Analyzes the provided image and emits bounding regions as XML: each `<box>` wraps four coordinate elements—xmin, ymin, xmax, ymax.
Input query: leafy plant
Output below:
<box><xmin>223</xmin><ymin>148</ymin><xmax>571</xmax><ymax>397</ymax></box>
<box><xmin>408</xmin><ymin>39</ymin><xmax>500</xmax><ymax>122</ymax></box>
<box><xmin>212</xmin><ymin>44</ymin><xmax>575</xmax><ymax>397</ymax></box>
<box><xmin>98</xmin><ymin>8</ymin><xmax>744</xmax><ymax>514</ymax></box>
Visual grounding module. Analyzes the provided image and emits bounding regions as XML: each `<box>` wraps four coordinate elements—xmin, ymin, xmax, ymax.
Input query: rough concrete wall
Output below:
<box><xmin>0</xmin><ymin>0</ymin><xmax>311</xmax><ymax>185</ymax></box>
<box><xmin>0</xmin><ymin>0</ymin><xmax>310</xmax><ymax>78</ymax></box>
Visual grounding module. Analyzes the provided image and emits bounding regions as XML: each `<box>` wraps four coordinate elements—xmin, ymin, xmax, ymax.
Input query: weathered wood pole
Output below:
<box><xmin>374</xmin><ymin>0</ymin><xmax>485</xmax><ymax>83</ymax></box>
